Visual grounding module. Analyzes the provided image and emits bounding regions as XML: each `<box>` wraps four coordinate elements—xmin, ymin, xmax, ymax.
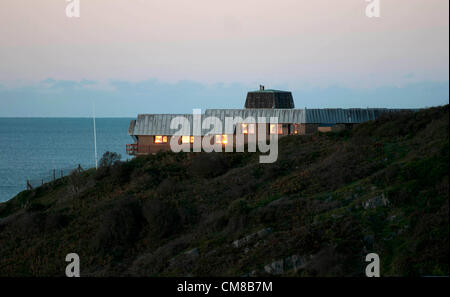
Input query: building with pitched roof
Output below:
<box><xmin>126</xmin><ymin>86</ymin><xmax>413</xmax><ymax>155</ymax></box>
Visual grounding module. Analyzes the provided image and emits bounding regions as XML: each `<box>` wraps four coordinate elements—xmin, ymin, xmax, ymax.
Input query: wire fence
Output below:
<box><xmin>26</xmin><ymin>164</ymin><xmax>85</xmax><ymax>190</ymax></box>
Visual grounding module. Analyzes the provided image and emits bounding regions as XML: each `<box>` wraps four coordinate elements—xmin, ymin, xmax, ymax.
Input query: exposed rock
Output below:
<box><xmin>232</xmin><ymin>227</ymin><xmax>273</xmax><ymax>248</ymax></box>
<box><xmin>205</xmin><ymin>249</ymin><xmax>217</xmax><ymax>257</ymax></box>
<box><xmin>283</xmin><ymin>255</ymin><xmax>300</xmax><ymax>272</ymax></box>
<box><xmin>388</xmin><ymin>215</ymin><xmax>397</xmax><ymax>222</ymax></box>
<box><xmin>264</xmin><ymin>260</ymin><xmax>284</xmax><ymax>275</ymax></box>
<box><xmin>257</xmin><ymin>227</ymin><xmax>272</xmax><ymax>238</ymax></box>
<box><xmin>185</xmin><ymin>248</ymin><xmax>199</xmax><ymax>259</ymax></box>
<box><xmin>363</xmin><ymin>193</ymin><xmax>389</xmax><ymax>209</ymax></box>
<box><xmin>331</xmin><ymin>213</ymin><xmax>343</xmax><ymax>219</ymax></box>
<box><xmin>264</xmin><ymin>254</ymin><xmax>306</xmax><ymax>275</ymax></box>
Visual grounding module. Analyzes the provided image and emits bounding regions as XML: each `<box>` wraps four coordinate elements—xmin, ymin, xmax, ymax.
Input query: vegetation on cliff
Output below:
<box><xmin>0</xmin><ymin>105</ymin><xmax>448</xmax><ymax>276</ymax></box>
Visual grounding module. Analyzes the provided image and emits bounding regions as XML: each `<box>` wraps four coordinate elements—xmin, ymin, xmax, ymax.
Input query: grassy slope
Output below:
<box><xmin>0</xmin><ymin>105</ymin><xmax>448</xmax><ymax>277</ymax></box>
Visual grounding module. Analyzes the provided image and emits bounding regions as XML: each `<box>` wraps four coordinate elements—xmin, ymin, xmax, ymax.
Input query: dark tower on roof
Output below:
<box><xmin>244</xmin><ymin>85</ymin><xmax>295</xmax><ymax>109</ymax></box>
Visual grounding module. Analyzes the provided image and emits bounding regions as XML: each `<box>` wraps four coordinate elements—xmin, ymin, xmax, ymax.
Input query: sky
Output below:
<box><xmin>0</xmin><ymin>0</ymin><xmax>448</xmax><ymax>117</ymax></box>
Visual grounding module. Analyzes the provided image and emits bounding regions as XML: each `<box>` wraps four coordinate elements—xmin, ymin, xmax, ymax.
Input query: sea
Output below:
<box><xmin>0</xmin><ymin>118</ymin><xmax>134</xmax><ymax>202</ymax></box>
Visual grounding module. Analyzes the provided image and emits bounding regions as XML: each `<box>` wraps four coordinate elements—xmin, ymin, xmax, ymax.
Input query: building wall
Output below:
<box><xmin>298</xmin><ymin>124</ymin><xmax>320</xmax><ymax>135</ymax></box>
<box><xmin>130</xmin><ymin>123</ymin><xmax>354</xmax><ymax>155</ymax></box>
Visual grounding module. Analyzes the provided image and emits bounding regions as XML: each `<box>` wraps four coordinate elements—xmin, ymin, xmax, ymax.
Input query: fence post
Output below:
<box><xmin>26</xmin><ymin>180</ymin><xmax>33</xmax><ymax>190</ymax></box>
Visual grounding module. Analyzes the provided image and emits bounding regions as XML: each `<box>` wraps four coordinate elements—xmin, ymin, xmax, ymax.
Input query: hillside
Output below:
<box><xmin>0</xmin><ymin>105</ymin><xmax>448</xmax><ymax>277</ymax></box>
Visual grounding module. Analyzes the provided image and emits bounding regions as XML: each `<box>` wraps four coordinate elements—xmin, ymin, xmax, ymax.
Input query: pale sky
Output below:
<box><xmin>0</xmin><ymin>0</ymin><xmax>448</xmax><ymax>116</ymax></box>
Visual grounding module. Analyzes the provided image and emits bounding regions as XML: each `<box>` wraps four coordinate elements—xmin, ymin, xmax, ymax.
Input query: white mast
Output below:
<box><xmin>93</xmin><ymin>102</ymin><xmax>98</xmax><ymax>170</ymax></box>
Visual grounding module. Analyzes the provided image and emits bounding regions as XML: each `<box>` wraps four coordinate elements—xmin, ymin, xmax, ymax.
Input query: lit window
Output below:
<box><xmin>154</xmin><ymin>136</ymin><xmax>167</xmax><ymax>143</ymax></box>
<box><xmin>242</xmin><ymin>123</ymin><xmax>255</xmax><ymax>135</ymax></box>
<box><xmin>248</xmin><ymin>124</ymin><xmax>255</xmax><ymax>134</ymax></box>
<box><xmin>190</xmin><ymin>136</ymin><xmax>194</xmax><ymax>143</ymax></box>
<box><xmin>181</xmin><ymin>136</ymin><xmax>191</xmax><ymax>144</ymax></box>
<box><xmin>270</xmin><ymin>124</ymin><xmax>283</xmax><ymax>135</ymax></box>
<box><xmin>215</xmin><ymin>135</ymin><xmax>228</xmax><ymax>144</ymax></box>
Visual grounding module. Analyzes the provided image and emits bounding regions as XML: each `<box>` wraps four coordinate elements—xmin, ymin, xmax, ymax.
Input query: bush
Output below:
<box><xmin>95</xmin><ymin>151</ymin><xmax>122</xmax><ymax>180</ymax></box>
<box><xmin>44</xmin><ymin>213</ymin><xmax>69</xmax><ymax>231</ymax></box>
<box><xmin>94</xmin><ymin>197</ymin><xmax>143</xmax><ymax>252</ymax></box>
<box><xmin>188</xmin><ymin>153</ymin><xmax>228</xmax><ymax>178</ymax></box>
<box><xmin>99</xmin><ymin>151</ymin><xmax>122</xmax><ymax>168</ymax></box>
<box><xmin>141</xmin><ymin>197</ymin><xmax>181</xmax><ymax>239</ymax></box>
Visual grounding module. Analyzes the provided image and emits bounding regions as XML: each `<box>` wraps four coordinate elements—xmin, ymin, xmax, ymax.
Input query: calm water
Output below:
<box><xmin>0</xmin><ymin>118</ymin><xmax>133</xmax><ymax>202</ymax></box>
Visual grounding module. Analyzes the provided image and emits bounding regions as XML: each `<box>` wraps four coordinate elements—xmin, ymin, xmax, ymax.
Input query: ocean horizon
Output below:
<box><xmin>0</xmin><ymin>117</ymin><xmax>133</xmax><ymax>202</ymax></box>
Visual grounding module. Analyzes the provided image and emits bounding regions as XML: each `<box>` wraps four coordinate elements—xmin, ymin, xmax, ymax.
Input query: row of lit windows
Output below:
<box><xmin>154</xmin><ymin>135</ymin><xmax>227</xmax><ymax>144</ymax></box>
<box><xmin>154</xmin><ymin>136</ymin><xmax>194</xmax><ymax>144</ymax></box>
<box><xmin>242</xmin><ymin>123</ymin><xmax>283</xmax><ymax>135</ymax></box>
<box><xmin>181</xmin><ymin>136</ymin><xmax>195</xmax><ymax>144</ymax></box>
<box><xmin>153</xmin><ymin>124</ymin><xmax>286</xmax><ymax>144</ymax></box>
<box><xmin>154</xmin><ymin>136</ymin><xmax>168</xmax><ymax>143</ymax></box>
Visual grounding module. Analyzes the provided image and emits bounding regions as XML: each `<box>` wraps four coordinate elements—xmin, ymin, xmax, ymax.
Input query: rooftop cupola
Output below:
<box><xmin>244</xmin><ymin>86</ymin><xmax>295</xmax><ymax>109</ymax></box>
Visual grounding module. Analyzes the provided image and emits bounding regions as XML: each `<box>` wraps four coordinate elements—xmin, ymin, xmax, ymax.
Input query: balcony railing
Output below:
<box><xmin>127</xmin><ymin>144</ymin><xmax>162</xmax><ymax>155</ymax></box>
<box><xmin>126</xmin><ymin>144</ymin><xmax>137</xmax><ymax>155</ymax></box>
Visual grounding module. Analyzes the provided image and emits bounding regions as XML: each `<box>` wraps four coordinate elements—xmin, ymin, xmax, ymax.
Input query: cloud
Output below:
<box><xmin>0</xmin><ymin>79</ymin><xmax>447</xmax><ymax>117</ymax></box>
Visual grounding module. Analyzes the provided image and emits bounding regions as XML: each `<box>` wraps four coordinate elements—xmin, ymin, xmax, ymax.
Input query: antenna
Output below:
<box><xmin>93</xmin><ymin>102</ymin><xmax>98</xmax><ymax>170</ymax></box>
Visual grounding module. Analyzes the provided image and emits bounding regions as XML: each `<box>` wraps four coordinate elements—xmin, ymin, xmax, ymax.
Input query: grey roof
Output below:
<box><xmin>129</xmin><ymin>108</ymin><xmax>416</xmax><ymax>136</ymax></box>
<box><xmin>304</xmin><ymin>108</ymin><xmax>413</xmax><ymax>124</ymax></box>
<box><xmin>204</xmin><ymin>109</ymin><xmax>306</xmax><ymax>124</ymax></box>
<box><xmin>130</xmin><ymin>114</ymin><xmax>195</xmax><ymax>136</ymax></box>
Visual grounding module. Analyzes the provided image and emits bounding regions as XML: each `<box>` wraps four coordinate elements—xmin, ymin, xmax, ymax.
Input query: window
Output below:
<box><xmin>215</xmin><ymin>135</ymin><xmax>228</xmax><ymax>144</ymax></box>
<box><xmin>190</xmin><ymin>136</ymin><xmax>194</xmax><ymax>143</ymax></box>
<box><xmin>181</xmin><ymin>136</ymin><xmax>191</xmax><ymax>144</ymax></box>
<box><xmin>242</xmin><ymin>123</ymin><xmax>255</xmax><ymax>135</ymax></box>
<box><xmin>270</xmin><ymin>124</ymin><xmax>283</xmax><ymax>135</ymax></box>
<box><xmin>154</xmin><ymin>136</ymin><xmax>167</xmax><ymax>143</ymax></box>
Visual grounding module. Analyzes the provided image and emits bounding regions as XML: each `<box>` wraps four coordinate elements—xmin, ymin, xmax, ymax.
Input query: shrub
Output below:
<box><xmin>188</xmin><ymin>153</ymin><xmax>228</xmax><ymax>178</ymax></box>
<box><xmin>93</xmin><ymin>196</ymin><xmax>143</xmax><ymax>252</ymax></box>
<box><xmin>99</xmin><ymin>151</ymin><xmax>122</xmax><ymax>168</ymax></box>
<box><xmin>44</xmin><ymin>213</ymin><xmax>69</xmax><ymax>231</ymax></box>
<box><xmin>141</xmin><ymin>197</ymin><xmax>181</xmax><ymax>238</ymax></box>
<box><xmin>95</xmin><ymin>151</ymin><xmax>122</xmax><ymax>180</ymax></box>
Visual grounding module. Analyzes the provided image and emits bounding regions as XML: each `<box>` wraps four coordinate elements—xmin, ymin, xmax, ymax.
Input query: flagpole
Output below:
<box><xmin>93</xmin><ymin>102</ymin><xmax>98</xmax><ymax>170</ymax></box>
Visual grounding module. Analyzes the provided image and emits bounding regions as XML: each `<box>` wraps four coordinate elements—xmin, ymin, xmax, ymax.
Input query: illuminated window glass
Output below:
<box><xmin>242</xmin><ymin>124</ymin><xmax>248</xmax><ymax>134</ymax></box>
<box><xmin>248</xmin><ymin>124</ymin><xmax>255</xmax><ymax>134</ymax></box>
<box><xmin>270</xmin><ymin>124</ymin><xmax>283</xmax><ymax>135</ymax></box>
<box><xmin>242</xmin><ymin>123</ymin><xmax>255</xmax><ymax>134</ymax></box>
<box><xmin>154</xmin><ymin>136</ymin><xmax>163</xmax><ymax>143</ymax></box>
<box><xmin>155</xmin><ymin>136</ymin><xmax>167</xmax><ymax>143</ymax></box>
<box><xmin>215</xmin><ymin>135</ymin><xmax>228</xmax><ymax>144</ymax></box>
<box><xmin>190</xmin><ymin>136</ymin><xmax>194</xmax><ymax>143</ymax></box>
<box><xmin>181</xmin><ymin>136</ymin><xmax>190</xmax><ymax>144</ymax></box>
